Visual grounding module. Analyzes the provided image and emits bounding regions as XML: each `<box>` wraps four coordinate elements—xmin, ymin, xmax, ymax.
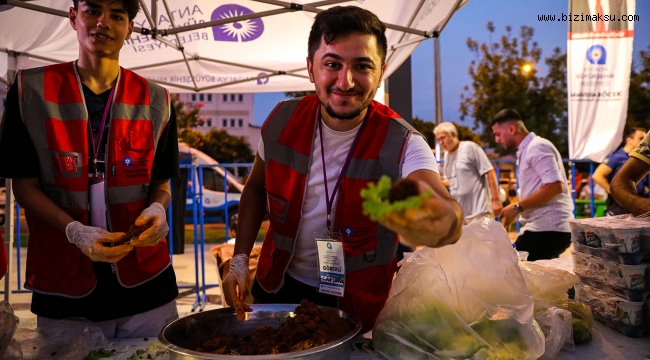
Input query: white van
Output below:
<box><xmin>179</xmin><ymin>143</ymin><xmax>246</xmax><ymax>224</ymax></box>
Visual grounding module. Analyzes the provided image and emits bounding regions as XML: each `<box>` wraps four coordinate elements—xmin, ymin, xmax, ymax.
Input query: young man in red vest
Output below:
<box><xmin>0</xmin><ymin>0</ymin><xmax>179</xmax><ymax>338</ymax></box>
<box><xmin>223</xmin><ymin>6</ymin><xmax>463</xmax><ymax>332</ymax></box>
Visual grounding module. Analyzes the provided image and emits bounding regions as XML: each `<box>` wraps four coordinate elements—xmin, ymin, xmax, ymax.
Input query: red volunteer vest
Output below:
<box><xmin>258</xmin><ymin>94</ymin><xmax>419</xmax><ymax>331</ymax></box>
<box><xmin>17</xmin><ymin>62</ymin><xmax>172</xmax><ymax>298</ymax></box>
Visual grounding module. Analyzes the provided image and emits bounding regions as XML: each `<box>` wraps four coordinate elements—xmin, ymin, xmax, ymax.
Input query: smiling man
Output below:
<box><xmin>0</xmin><ymin>0</ymin><xmax>179</xmax><ymax>338</ymax></box>
<box><xmin>222</xmin><ymin>6</ymin><xmax>462</xmax><ymax>332</ymax></box>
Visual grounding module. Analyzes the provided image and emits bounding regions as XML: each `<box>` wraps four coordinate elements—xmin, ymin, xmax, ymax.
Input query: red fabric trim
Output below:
<box><xmin>114</xmin><ymin>67</ymin><xmax>150</xmax><ymax>106</ymax></box>
<box><xmin>44</xmin><ymin>62</ymin><xmax>83</xmax><ymax>105</ymax></box>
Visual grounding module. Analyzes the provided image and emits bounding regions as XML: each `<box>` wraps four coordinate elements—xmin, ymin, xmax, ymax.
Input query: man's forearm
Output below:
<box><xmin>592</xmin><ymin>164</ymin><xmax>612</xmax><ymax>193</ymax></box>
<box><xmin>148</xmin><ymin>179</ymin><xmax>172</xmax><ymax>208</ymax></box>
<box><xmin>518</xmin><ymin>181</ymin><xmax>564</xmax><ymax>211</ymax></box>
<box><xmin>486</xmin><ymin>169</ymin><xmax>500</xmax><ymax>201</ymax></box>
<box><xmin>610</xmin><ymin>157</ymin><xmax>650</xmax><ymax>215</ymax></box>
<box><xmin>233</xmin><ymin>155</ymin><xmax>267</xmax><ymax>257</ymax></box>
<box><xmin>12</xmin><ymin>178</ymin><xmax>74</xmax><ymax>232</ymax></box>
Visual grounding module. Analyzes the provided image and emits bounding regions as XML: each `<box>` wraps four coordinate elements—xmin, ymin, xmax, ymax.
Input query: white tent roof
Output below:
<box><xmin>0</xmin><ymin>0</ymin><xmax>466</xmax><ymax>93</ymax></box>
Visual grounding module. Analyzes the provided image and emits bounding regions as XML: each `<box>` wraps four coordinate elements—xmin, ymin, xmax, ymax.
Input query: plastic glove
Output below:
<box><xmin>222</xmin><ymin>254</ymin><xmax>253</xmax><ymax>320</ymax></box>
<box><xmin>130</xmin><ymin>202</ymin><xmax>169</xmax><ymax>247</ymax></box>
<box><xmin>65</xmin><ymin>221</ymin><xmax>133</xmax><ymax>263</ymax></box>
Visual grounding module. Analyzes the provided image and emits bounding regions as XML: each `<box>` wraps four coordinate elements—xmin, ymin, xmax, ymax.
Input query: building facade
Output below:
<box><xmin>176</xmin><ymin>93</ymin><xmax>261</xmax><ymax>153</ymax></box>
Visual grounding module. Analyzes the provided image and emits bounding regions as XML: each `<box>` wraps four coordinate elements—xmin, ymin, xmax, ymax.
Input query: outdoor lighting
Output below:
<box><xmin>522</xmin><ymin>63</ymin><xmax>533</xmax><ymax>73</ymax></box>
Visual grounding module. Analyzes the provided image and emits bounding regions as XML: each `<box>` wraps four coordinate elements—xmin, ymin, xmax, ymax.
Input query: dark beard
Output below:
<box><xmin>324</xmin><ymin>102</ymin><xmax>369</xmax><ymax>120</ymax></box>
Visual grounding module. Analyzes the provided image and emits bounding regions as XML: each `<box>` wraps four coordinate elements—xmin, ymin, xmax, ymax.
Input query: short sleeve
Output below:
<box><xmin>401</xmin><ymin>134</ymin><xmax>439</xmax><ymax>178</ymax></box>
<box><xmin>630</xmin><ymin>131</ymin><xmax>650</xmax><ymax>166</ymax></box>
<box><xmin>151</xmin><ymin>107</ymin><xmax>180</xmax><ymax>179</ymax></box>
<box><xmin>257</xmin><ymin>136</ymin><xmax>265</xmax><ymax>161</ymax></box>
<box><xmin>0</xmin><ymin>81</ymin><xmax>41</xmax><ymax>178</ymax></box>
<box><xmin>468</xmin><ymin>142</ymin><xmax>494</xmax><ymax>176</ymax></box>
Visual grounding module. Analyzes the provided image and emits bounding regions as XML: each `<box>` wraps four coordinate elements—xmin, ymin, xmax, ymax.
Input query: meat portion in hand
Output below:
<box><xmin>114</xmin><ymin>225</ymin><xmax>144</xmax><ymax>246</ymax></box>
<box><xmin>388</xmin><ymin>178</ymin><xmax>421</xmax><ymax>203</ymax></box>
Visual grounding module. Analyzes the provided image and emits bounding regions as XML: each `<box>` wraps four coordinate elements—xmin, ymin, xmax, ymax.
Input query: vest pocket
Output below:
<box><xmin>110</xmin><ymin>121</ymin><xmax>154</xmax><ymax>186</ymax></box>
<box><xmin>340</xmin><ymin>208</ymin><xmax>377</xmax><ymax>258</ymax></box>
<box><xmin>267</xmin><ymin>193</ymin><xmax>290</xmax><ymax>223</ymax></box>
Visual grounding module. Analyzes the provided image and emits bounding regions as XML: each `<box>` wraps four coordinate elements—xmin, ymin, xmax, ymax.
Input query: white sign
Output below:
<box><xmin>567</xmin><ymin>0</ymin><xmax>636</xmax><ymax>162</ymax></box>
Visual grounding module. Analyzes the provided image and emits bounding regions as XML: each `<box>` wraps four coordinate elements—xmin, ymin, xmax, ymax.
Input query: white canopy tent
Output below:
<box><xmin>0</xmin><ymin>0</ymin><xmax>468</xmax><ymax>300</ymax></box>
<box><xmin>0</xmin><ymin>0</ymin><xmax>467</xmax><ymax>93</ymax></box>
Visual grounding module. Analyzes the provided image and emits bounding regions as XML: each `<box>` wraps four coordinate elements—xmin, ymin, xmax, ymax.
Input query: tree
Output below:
<box><xmin>172</xmin><ymin>94</ymin><xmax>205</xmax><ymax>130</ymax></box>
<box><xmin>411</xmin><ymin>117</ymin><xmax>483</xmax><ymax>148</ymax></box>
<box><xmin>172</xmin><ymin>95</ymin><xmax>254</xmax><ymax>164</ymax></box>
<box><xmin>460</xmin><ymin>23</ymin><xmax>568</xmax><ymax>156</ymax></box>
<box><xmin>628</xmin><ymin>45</ymin><xmax>650</xmax><ymax>129</ymax></box>
<box><xmin>198</xmin><ymin>129</ymin><xmax>254</xmax><ymax>164</ymax></box>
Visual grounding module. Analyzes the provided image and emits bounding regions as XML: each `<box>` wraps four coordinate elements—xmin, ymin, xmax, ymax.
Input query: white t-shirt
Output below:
<box><xmin>443</xmin><ymin>141</ymin><xmax>494</xmax><ymax>219</ymax></box>
<box><xmin>257</xmin><ymin>119</ymin><xmax>438</xmax><ymax>286</ymax></box>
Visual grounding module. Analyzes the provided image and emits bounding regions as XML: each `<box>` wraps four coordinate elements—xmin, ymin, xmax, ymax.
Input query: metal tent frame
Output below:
<box><xmin>1</xmin><ymin>0</ymin><xmax>467</xmax><ymax>301</ymax></box>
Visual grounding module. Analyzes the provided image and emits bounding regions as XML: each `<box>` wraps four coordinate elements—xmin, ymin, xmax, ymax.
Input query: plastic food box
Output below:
<box><xmin>572</xmin><ymin>251</ymin><xmax>648</xmax><ymax>291</ymax></box>
<box><xmin>569</xmin><ymin>217</ymin><xmax>650</xmax><ymax>253</ymax></box>
<box><xmin>575</xmin><ymin>282</ymin><xmax>648</xmax><ymax>337</ymax></box>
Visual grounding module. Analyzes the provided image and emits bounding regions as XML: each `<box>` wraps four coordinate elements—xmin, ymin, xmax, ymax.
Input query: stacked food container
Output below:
<box><xmin>569</xmin><ymin>215</ymin><xmax>649</xmax><ymax>337</ymax></box>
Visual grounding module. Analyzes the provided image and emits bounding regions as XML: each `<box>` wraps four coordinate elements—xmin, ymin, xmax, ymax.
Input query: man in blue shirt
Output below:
<box><xmin>592</xmin><ymin>127</ymin><xmax>649</xmax><ymax>215</ymax></box>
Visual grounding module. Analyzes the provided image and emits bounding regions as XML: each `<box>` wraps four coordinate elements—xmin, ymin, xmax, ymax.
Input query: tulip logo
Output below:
<box><xmin>586</xmin><ymin>45</ymin><xmax>606</xmax><ymax>65</ymax></box>
<box><xmin>211</xmin><ymin>4</ymin><xmax>264</xmax><ymax>42</ymax></box>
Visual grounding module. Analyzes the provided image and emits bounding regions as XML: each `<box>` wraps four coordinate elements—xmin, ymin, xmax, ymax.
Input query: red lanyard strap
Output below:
<box><xmin>319</xmin><ymin>108</ymin><xmax>367</xmax><ymax>234</ymax></box>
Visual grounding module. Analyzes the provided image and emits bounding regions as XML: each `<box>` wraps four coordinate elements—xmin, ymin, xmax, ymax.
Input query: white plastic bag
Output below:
<box><xmin>535</xmin><ymin>307</ymin><xmax>574</xmax><ymax>360</ymax></box>
<box><xmin>373</xmin><ymin>219</ymin><xmax>545</xmax><ymax>359</ymax></box>
<box><xmin>3</xmin><ymin>319</ymin><xmax>108</xmax><ymax>360</ymax></box>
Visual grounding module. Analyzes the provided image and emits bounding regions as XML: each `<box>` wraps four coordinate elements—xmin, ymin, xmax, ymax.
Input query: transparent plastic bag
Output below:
<box><xmin>3</xmin><ymin>319</ymin><xmax>108</xmax><ymax>360</ymax></box>
<box><xmin>519</xmin><ymin>262</ymin><xmax>579</xmax><ymax>307</ymax></box>
<box><xmin>0</xmin><ymin>301</ymin><xmax>19</xmax><ymax>359</ymax></box>
<box><xmin>519</xmin><ymin>261</ymin><xmax>593</xmax><ymax>355</ymax></box>
<box><xmin>373</xmin><ymin>219</ymin><xmax>545</xmax><ymax>360</ymax></box>
<box><xmin>535</xmin><ymin>307</ymin><xmax>574</xmax><ymax>360</ymax></box>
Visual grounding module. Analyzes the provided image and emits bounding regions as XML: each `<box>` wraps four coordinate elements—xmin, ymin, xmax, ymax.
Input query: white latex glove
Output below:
<box><xmin>65</xmin><ymin>221</ymin><xmax>133</xmax><ymax>263</ymax></box>
<box><xmin>130</xmin><ymin>202</ymin><xmax>169</xmax><ymax>247</ymax></box>
<box><xmin>223</xmin><ymin>254</ymin><xmax>253</xmax><ymax>320</ymax></box>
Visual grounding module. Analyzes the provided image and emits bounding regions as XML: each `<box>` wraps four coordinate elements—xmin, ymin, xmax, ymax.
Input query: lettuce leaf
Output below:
<box><xmin>360</xmin><ymin>176</ymin><xmax>431</xmax><ymax>222</ymax></box>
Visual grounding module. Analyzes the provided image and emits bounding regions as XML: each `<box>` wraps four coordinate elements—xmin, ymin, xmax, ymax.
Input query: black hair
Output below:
<box><xmin>624</xmin><ymin>126</ymin><xmax>647</xmax><ymax>140</ymax></box>
<box><xmin>308</xmin><ymin>6</ymin><xmax>387</xmax><ymax>65</ymax></box>
<box><xmin>72</xmin><ymin>0</ymin><xmax>140</xmax><ymax>21</ymax></box>
<box><xmin>491</xmin><ymin>109</ymin><xmax>523</xmax><ymax>126</ymax></box>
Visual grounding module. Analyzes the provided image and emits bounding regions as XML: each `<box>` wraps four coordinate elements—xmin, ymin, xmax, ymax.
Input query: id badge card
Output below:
<box><xmin>315</xmin><ymin>232</ymin><xmax>345</xmax><ymax>297</ymax></box>
<box><xmin>89</xmin><ymin>174</ymin><xmax>107</xmax><ymax>230</ymax></box>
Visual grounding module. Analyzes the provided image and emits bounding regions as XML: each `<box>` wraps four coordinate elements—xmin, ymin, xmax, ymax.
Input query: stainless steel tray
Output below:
<box><xmin>158</xmin><ymin>304</ymin><xmax>362</xmax><ymax>360</ymax></box>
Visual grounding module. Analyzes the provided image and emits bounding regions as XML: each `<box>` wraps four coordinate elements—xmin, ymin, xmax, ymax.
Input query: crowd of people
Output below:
<box><xmin>1</xmin><ymin>0</ymin><xmax>649</xmax><ymax>341</ymax></box>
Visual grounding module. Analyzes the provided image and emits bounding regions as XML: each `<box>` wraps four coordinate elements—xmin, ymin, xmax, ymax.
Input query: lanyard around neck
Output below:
<box><xmin>88</xmin><ymin>87</ymin><xmax>115</xmax><ymax>175</ymax></box>
<box><xmin>319</xmin><ymin>108</ymin><xmax>367</xmax><ymax>235</ymax></box>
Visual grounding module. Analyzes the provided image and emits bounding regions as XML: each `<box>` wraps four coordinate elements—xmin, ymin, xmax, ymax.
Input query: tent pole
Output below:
<box><xmin>4</xmin><ymin>51</ymin><xmax>17</xmax><ymax>303</ymax></box>
<box><xmin>160</xmin><ymin>0</ymin><xmax>199</xmax><ymax>90</ymax></box>
<box><xmin>151</xmin><ymin>0</ymin><xmax>157</xmax><ymax>32</ymax></box>
<box><xmin>5</xmin><ymin>0</ymin><xmax>67</xmax><ymax>17</ymax></box>
<box><xmin>434</xmin><ymin>36</ymin><xmax>442</xmax><ymax>126</ymax></box>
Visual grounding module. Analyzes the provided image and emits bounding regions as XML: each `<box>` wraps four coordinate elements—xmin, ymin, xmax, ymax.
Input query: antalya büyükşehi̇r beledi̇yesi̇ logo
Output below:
<box><xmin>586</xmin><ymin>45</ymin><xmax>606</xmax><ymax>65</ymax></box>
<box><xmin>211</xmin><ymin>4</ymin><xmax>264</xmax><ymax>42</ymax></box>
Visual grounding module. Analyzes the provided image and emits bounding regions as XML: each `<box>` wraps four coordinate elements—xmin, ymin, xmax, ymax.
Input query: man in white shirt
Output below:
<box><xmin>491</xmin><ymin>109</ymin><xmax>574</xmax><ymax>261</ymax></box>
<box><xmin>434</xmin><ymin>122</ymin><xmax>502</xmax><ymax>224</ymax></box>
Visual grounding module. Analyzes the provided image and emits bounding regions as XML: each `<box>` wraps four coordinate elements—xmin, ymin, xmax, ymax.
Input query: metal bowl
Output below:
<box><xmin>158</xmin><ymin>304</ymin><xmax>362</xmax><ymax>360</ymax></box>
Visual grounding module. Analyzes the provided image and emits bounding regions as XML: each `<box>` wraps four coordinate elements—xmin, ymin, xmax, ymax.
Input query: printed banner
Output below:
<box><xmin>568</xmin><ymin>0</ymin><xmax>636</xmax><ymax>162</ymax></box>
<box><xmin>0</xmin><ymin>0</ymin><xmax>466</xmax><ymax>94</ymax></box>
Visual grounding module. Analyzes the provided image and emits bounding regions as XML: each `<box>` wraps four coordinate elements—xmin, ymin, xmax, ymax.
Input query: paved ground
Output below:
<box><xmin>2</xmin><ymin>244</ymin><xmax>226</xmax><ymax>329</ymax></box>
